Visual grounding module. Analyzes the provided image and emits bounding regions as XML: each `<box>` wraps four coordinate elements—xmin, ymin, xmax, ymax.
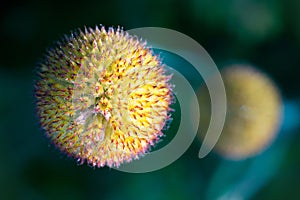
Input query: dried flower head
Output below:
<box><xmin>197</xmin><ymin>65</ymin><xmax>282</xmax><ymax>160</ymax></box>
<box><xmin>34</xmin><ymin>26</ymin><xmax>173</xmax><ymax>167</ymax></box>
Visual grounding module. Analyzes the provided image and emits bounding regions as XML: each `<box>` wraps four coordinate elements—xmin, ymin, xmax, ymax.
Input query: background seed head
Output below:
<box><xmin>197</xmin><ymin>64</ymin><xmax>282</xmax><ymax>160</ymax></box>
<box><xmin>34</xmin><ymin>26</ymin><xmax>173</xmax><ymax>168</ymax></box>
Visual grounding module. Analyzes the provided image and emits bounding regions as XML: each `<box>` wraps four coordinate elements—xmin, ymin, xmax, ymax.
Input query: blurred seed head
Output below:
<box><xmin>197</xmin><ymin>64</ymin><xmax>282</xmax><ymax>160</ymax></box>
<box><xmin>34</xmin><ymin>26</ymin><xmax>173</xmax><ymax>168</ymax></box>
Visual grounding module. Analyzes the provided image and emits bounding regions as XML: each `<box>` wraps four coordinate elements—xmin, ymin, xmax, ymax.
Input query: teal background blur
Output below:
<box><xmin>1</xmin><ymin>0</ymin><xmax>300</xmax><ymax>199</ymax></box>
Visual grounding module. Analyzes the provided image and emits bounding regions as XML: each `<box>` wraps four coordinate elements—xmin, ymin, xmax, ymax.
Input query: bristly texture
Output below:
<box><xmin>34</xmin><ymin>26</ymin><xmax>173</xmax><ymax>168</ymax></box>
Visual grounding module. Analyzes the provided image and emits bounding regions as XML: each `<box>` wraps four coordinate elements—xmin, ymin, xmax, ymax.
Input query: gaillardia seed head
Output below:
<box><xmin>34</xmin><ymin>26</ymin><xmax>173</xmax><ymax>168</ymax></box>
<box><xmin>197</xmin><ymin>64</ymin><xmax>282</xmax><ymax>160</ymax></box>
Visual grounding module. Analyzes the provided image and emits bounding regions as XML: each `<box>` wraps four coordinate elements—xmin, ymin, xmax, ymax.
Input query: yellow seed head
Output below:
<box><xmin>35</xmin><ymin>26</ymin><xmax>173</xmax><ymax>167</ymax></box>
<box><xmin>197</xmin><ymin>64</ymin><xmax>282</xmax><ymax>160</ymax></box>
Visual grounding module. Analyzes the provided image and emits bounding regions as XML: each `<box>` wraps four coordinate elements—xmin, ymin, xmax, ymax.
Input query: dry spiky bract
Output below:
<box><xmin>35</xmin><ymin>26</ymin><xmax>173</xmax><ymax>168</ymax></box>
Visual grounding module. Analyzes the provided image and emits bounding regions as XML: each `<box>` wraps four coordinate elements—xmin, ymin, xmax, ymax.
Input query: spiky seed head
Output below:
<box><xmin>34</xmin><ymin>26</ymin><xmax>173</xmax><ymax>168</ymax></box>
<box><xmin>197</xmin><ymin>64</ymin><xmax>282</xmax><ymax>160</ymax></box>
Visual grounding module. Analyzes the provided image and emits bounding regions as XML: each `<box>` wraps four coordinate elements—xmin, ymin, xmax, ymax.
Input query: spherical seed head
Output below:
<box><xmin>197</xmin><ymin>65</ymin><xmax>282</xmax><ymax>160</ymax></box>
<box><xmin>34</xmin><ymin>26</ymin><xmax>173</xmax><ymax>168</ymax></box>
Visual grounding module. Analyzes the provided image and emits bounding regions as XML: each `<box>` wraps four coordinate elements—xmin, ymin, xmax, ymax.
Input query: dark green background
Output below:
<box><xmin>1</xmin><ymin>0</ymin><xmax>300</xmax><ymax>199</ymax></box>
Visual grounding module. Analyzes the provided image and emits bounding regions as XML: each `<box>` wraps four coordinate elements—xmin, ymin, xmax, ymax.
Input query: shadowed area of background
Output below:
<box><xmin>1</xmin><ymin>0</ymin><xmax>300</xmax><ymax>199</ymax></box>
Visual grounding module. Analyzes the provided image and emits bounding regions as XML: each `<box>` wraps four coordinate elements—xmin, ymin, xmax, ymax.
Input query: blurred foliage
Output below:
<box><xmin>0</xmin><ymin>0</ymin><xmax>300</xmax><ymax>199</ymax></box>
